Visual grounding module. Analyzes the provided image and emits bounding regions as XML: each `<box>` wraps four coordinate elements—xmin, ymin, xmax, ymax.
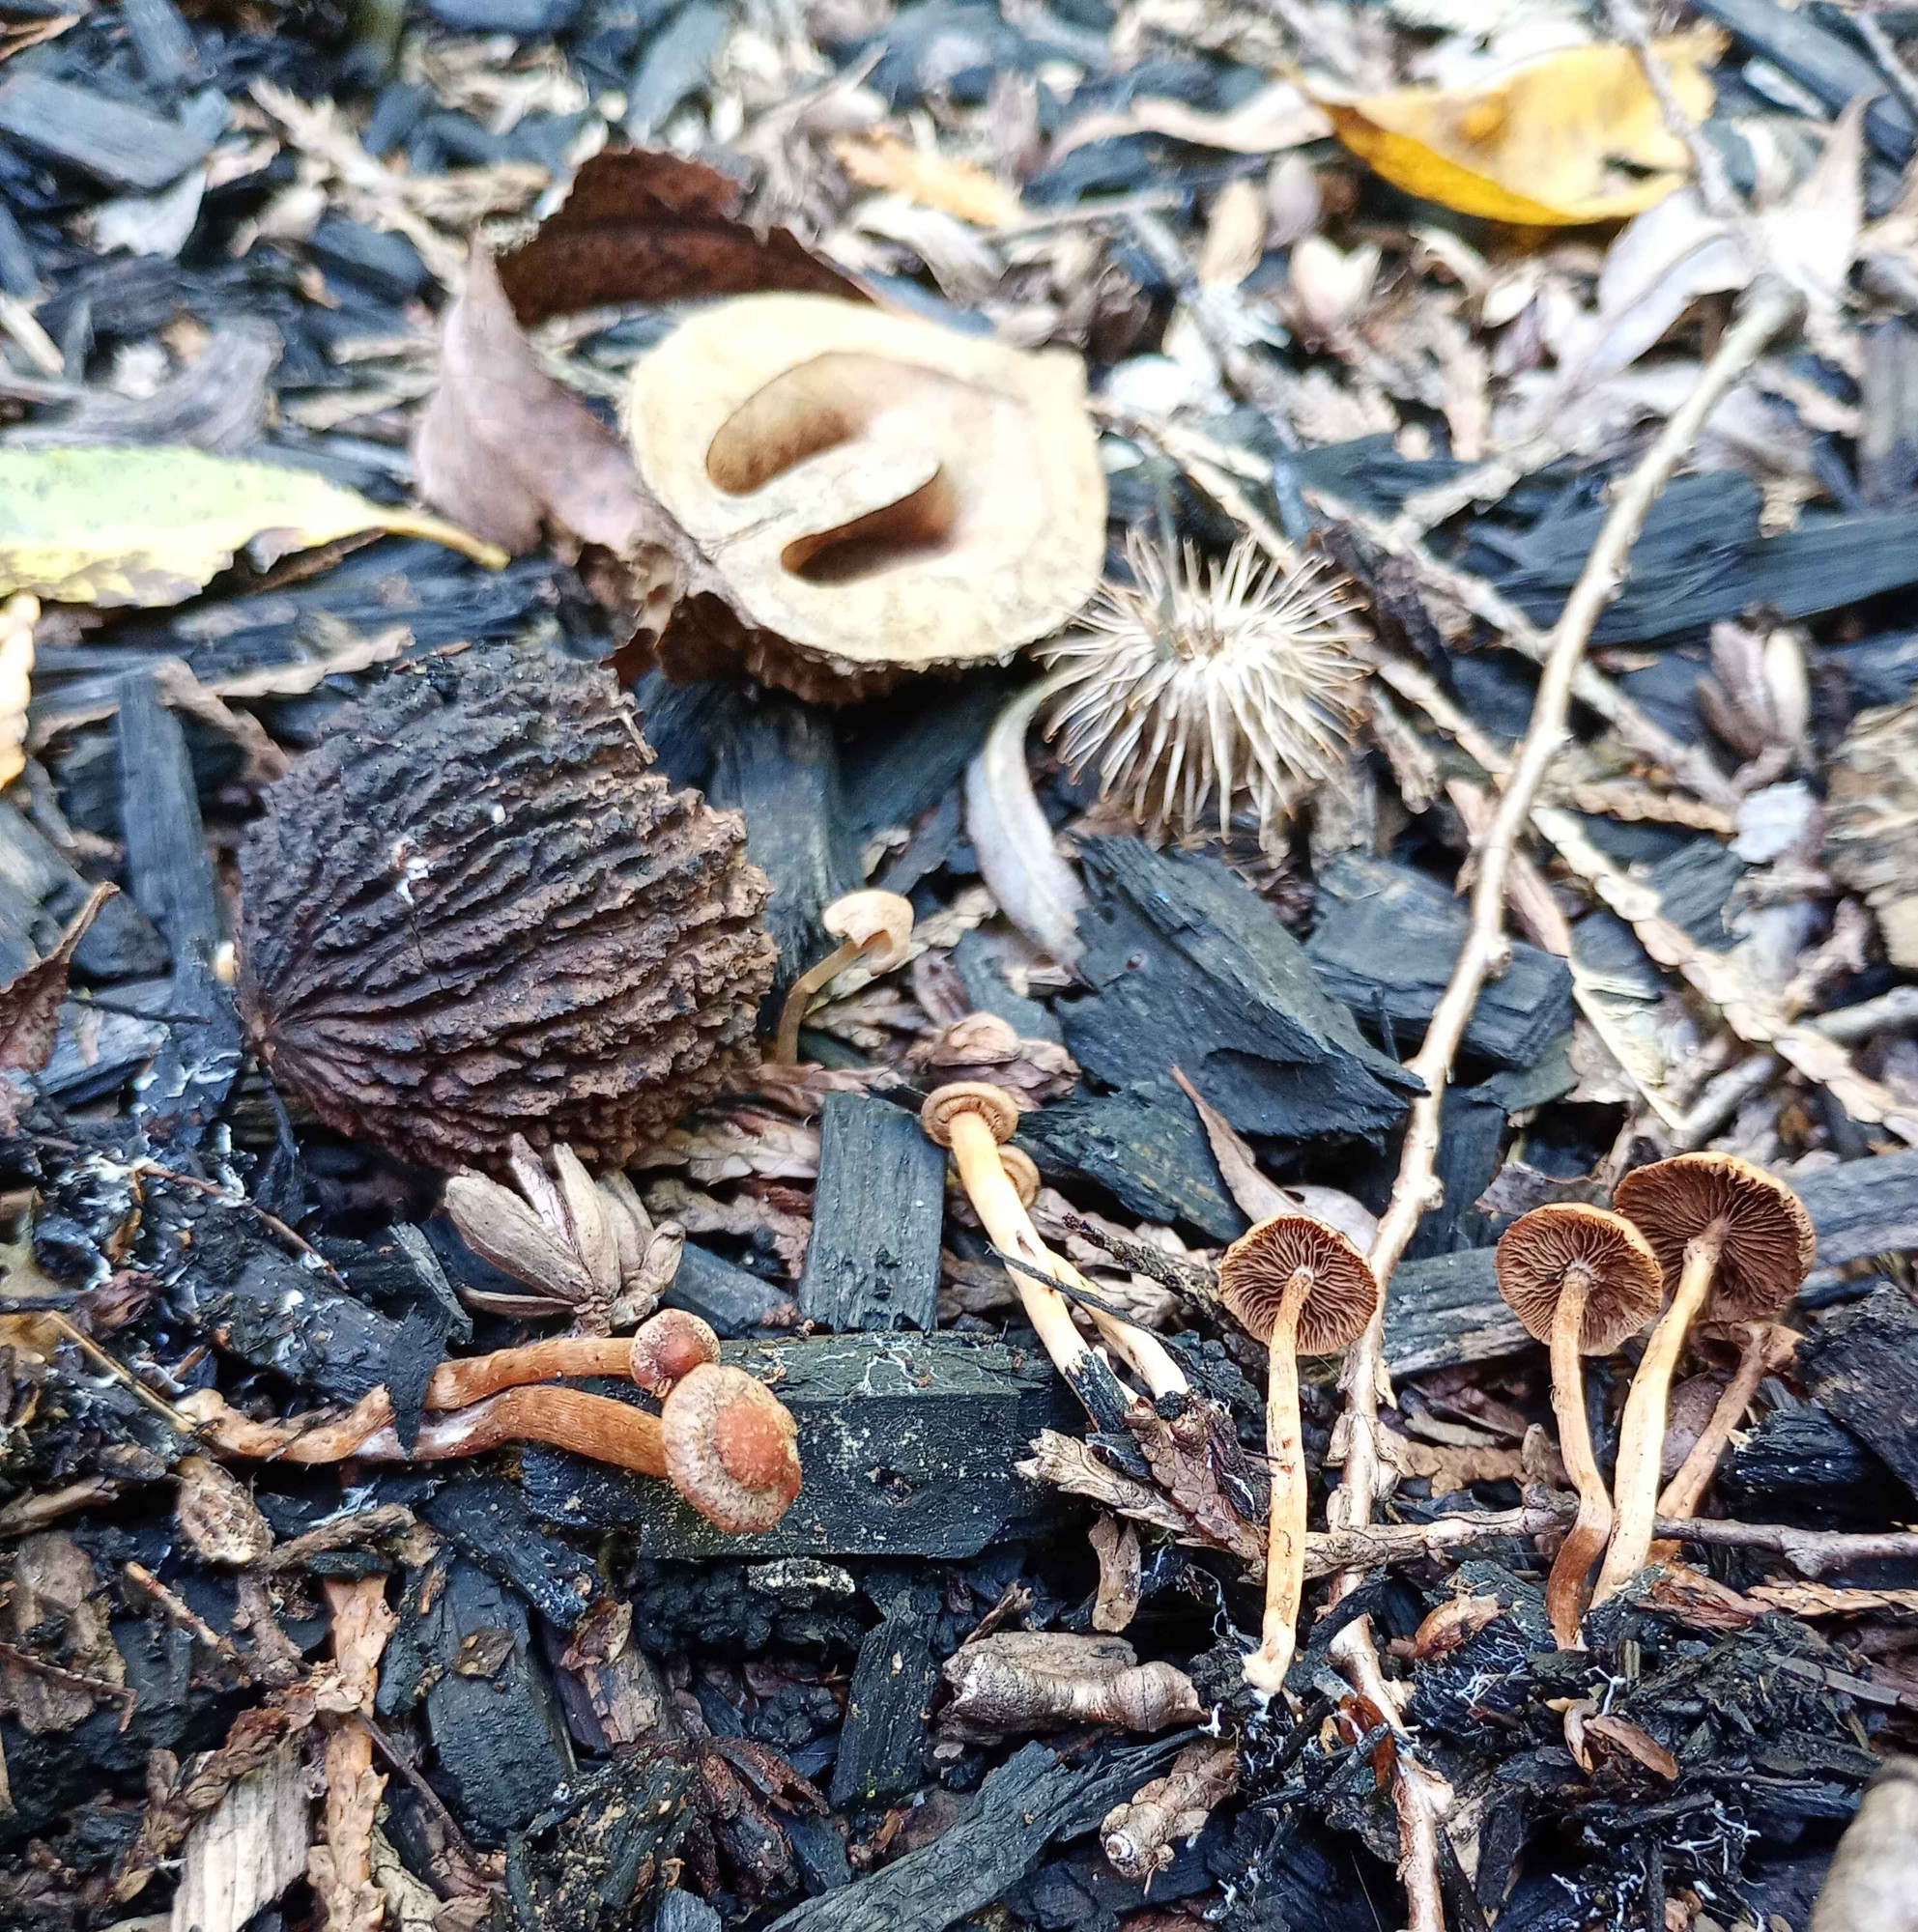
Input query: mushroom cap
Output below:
<box><xmin>823</xmin><ymin>890</ymin><xmax>914</xmax><ymax>972</ymax></box>
<box><xmin>997</xmin><ymin>1145</ymin><xmax>1041</xmax><ymax>1208</ymax></box>
<box><xmin>660</xmin><ymin>1364</ymin><xmax>802</xmax><ymax>1534</ymax></box>
<box><xmin>1614</xmin><ymin>1152</ymin><xmax>1816</xmax><ymax>1321</ymax></box>
<box><xmin>1494</xmin><ymin>1205</ymin><xmax>1664</xmax><ymax>1354</ymax></box>
<box><xmin>627</xmin><ymin>1307</ymin><xmax>721</xmax><ymax>1395</ymax></box>
<box><xmin>921</xmin><ymin>1081</ymin><xmax>1021</xmax><ymax>1148</ymax></box>
<box><xmin>1216</xmin><ymin>1211</ymin><xmax>1380</xmax><ymax>1356</ymax></box>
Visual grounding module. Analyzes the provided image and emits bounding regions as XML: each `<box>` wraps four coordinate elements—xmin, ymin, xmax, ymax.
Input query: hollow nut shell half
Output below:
<box><xmin>624</xmin><ymin>295</ymin><xmax>1107</xmax><ymax>703</ymax></box>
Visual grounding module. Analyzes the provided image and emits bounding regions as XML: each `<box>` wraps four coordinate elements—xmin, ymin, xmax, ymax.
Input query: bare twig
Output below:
<box><xmin>1607</xmin><ymin>0</ymin><xmax>1743</xmax><ymax>224</ymax></box>
<box><xmin>1333</xmin><ymin>277</ymin><xmax>1809</xmax><ymax>1557</ymax></box>
<box><xmin>1852</xmin><ymin>10</ymin><xmax>1918</xmax><ymax>130</ymax></box>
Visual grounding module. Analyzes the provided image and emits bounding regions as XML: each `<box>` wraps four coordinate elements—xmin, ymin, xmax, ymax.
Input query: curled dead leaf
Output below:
<box><xmin>1311</xmin><ymin>29</ymin><xmax>1721</xmax><ymax>226</ymax></box>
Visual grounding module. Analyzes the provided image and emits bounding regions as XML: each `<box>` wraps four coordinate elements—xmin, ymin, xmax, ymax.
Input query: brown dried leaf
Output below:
<box><xmin>494</xmin><ymin>148</ymin><xmax>864</xmax><ymax>324</ymax></box>
<box><xmin>1584</xmin><ymin>1714</ymin><xmax>1679</xmax><ymax>1781</ymax></box>
<box><xmin>1087</xmin><ymin>1513</ymin><xmax>1142</xmax><ymax>1634</ymax></box>
<box><xmin>0</xmin><ymin>881</ymin><xmax>112</xmax><ymax>1133</ymax></box>
<box><xmin>413</xmin><ymin>246</ymin><xmax>656</xmax><ymax>559</ymax></box>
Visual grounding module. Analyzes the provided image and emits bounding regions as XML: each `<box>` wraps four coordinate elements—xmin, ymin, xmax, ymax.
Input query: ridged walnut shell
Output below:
<box><xmin>237</xmin><ymin>645</ymin><xmax>775</xmax><ymax>1171</ymax></box>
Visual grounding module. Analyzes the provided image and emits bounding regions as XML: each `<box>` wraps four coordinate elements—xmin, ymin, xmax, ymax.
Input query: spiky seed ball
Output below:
<box><xmin>1042</xmin><ymin>532</ymin><xmax>1369</xmax><ymax>852</ymax></box>
<box><xmin>238</xmin><ymin>644</ymin><xmax>776</xmax><ymax>1172</ymax></box>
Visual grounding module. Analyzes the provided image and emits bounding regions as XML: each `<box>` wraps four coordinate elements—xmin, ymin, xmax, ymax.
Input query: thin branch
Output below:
<box><xmin>1607</xmin><ymin>0</ymin><xmax>1743</xmax><ymax>224</ymax></box>
<box><xmin>1332</xmin><ymin>277</ymin><xmax>1809</xmax><ymax>1563</ymax></box>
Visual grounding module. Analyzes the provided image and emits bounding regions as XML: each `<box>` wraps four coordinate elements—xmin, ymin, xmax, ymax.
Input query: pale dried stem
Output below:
<box><xmin>946</xmin><ymin>1113</ymin><xmax>1174</xmax><ymax>1400</ymax></box>
<box><xmin>1657</xmin><ymin>1321</ymin><xmax>1771</xmax><ymax>1521</ymax></box>
<box><xmin>1544</xmin><ymin>1275</ymin><xmax>1610</xmax><ymax>1650</ymax></box>
<box><xmin>1595</xmin><ymin>1231</ymin><xmax>1723</xmax><ymax>1601</ymax></box>
<box><xmin>1533</xmin><ymin>804</ymin><xmax>1918</xmax><ymax>1144</ymax></box>
<box><xmin>1311</xmin><ymin>487</ymin><xmax>1739</xmax><ymax>810</ymax></box>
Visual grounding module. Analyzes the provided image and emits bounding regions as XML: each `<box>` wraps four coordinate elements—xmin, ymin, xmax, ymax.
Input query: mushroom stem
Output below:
<box><xmin>1594</xmin><ymin>1227</ymin><xmax>1725</xmax><ymax>1600</ymax></box>
<box><xmin>949</xmin><ymin>1115</ymin><xmax>1187</xmax><ymax>1401</ymax></box>
<box><xmin>773</xmin><ymin>935</ymin><xmax>863</xmax><ymax>1065</ymax></box>
<box><xmin>1244</xmin><ymin>1269</ymin><xmax>1311</xmax><ymax>1697</ymax></box>
<box><xmin>945</xmin><ymin>1109</ymin><xmax>1109</xmax><ymax>1387</ymax></box>
<box><xmin>1543</xmin><ymin>1268</ymin><xmax>1608</xmax><ymax>1650</ymax></box>
<box><xmin>1657</xmin><ymin>1321</ymin><xmax>1771</xmax><ymax>1522</ymax></box>
<box><xmin>426</xmin><ymin>1337</ymin><xmax>636</xmax><ymax>1408</ymax></box>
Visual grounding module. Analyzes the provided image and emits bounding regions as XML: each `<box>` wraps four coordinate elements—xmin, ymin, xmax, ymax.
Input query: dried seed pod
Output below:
<box><xmin>239</xmin><ymin>646</ymin><xmax>776</xmax><ymax>1171</ymax></box>
<box><xmin>624</xmin><ymin>294</ymin><xmax>1106</xmax><ymax>703</ymax></box>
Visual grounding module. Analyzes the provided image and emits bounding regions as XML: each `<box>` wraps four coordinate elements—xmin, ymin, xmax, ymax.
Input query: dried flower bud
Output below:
<box><xmin>175</xmin><ymin>1455</ymin><xmax>273</xmax><ymax>1568</ymax></box>
<box><xmin>445</xmin><ymin>1136</ymin><xmax>685</xmax><ymax>1334</ymax></box>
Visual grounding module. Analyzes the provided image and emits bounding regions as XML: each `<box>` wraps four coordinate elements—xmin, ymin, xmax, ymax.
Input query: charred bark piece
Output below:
<box><xmin>1064</xmin><ymin>838</ymin><xmax>1418</xmax><ymax>1147</ymax></box>
<box><xmin>667</xmin><ymin>1241</ymin><xmax>798</xmax><ymax>1337</ymax></box>
<box><xmin>1305</xmin><ymin>856</ymin><xmax>1574</xmax><ymax>1072</ymax></box>
<box><xmin>701</xmin><ymin>685</ymin><xmax>862</xmax><ymax>994</ymax></box>
<box><xmin>415</xmin><ymin>1560</ymin><xmax>578</xmax><ymax>1843</ymax></box>
<box><xmin>829</xmin><ymin>1587</ymin><xmax>939</xmax><ymax>1808</ymax></box>
<box><xmin>1804</xmin><ymin>1284</ymin><xmax>1918</xmax><ymax>1504</ymax></box>
<box><xmin>767</xmin><ymin>1740</ymin><xmax>1180</xmax><ymax>1932</ymax></box>
<box><xmin>798</xmin><ymin>1094</ymin><xmax>943</xmax><ymax>1333</ymax></box>
<box><xmin>0</xmin><ymin>799</ymin><xmax>167</xmax><ymax>982</ymax></box>
<box><xmin>238</xmin><ymin>644</ymin><xmax>775</xmax><ymax>1171</ymax></box>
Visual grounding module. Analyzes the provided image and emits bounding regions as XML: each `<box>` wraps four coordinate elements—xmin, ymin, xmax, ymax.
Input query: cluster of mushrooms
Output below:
<box><xmin>1212</xmin><ymin>1148</ymin><xmax>1816</xmax><ymax>1689</ymax></box>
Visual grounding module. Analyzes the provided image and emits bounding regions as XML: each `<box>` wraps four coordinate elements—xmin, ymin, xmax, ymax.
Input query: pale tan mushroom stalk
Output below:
<box><xmin>1596</xmin><ymin>1152</ymin><xmax>1814</xmax><ymax>1601</ymax></box>
<box><xmin>1656</xmin><ymin>1320</ymin><xmax>1797</xmax><ymax>1522</ymax></box>
<box><xmin>1216</xmin><ymin>1213</ymin><xmax>1380</xmax><ymax>1697</ymax></box>
<box><xmin>773</xmin><ymin>889</ymin><xmax>914</xmax><ymax>1065</ymax></box>
<box><xmin>1493</xmin><ymin>1206</ymin><xmax>1662</xmax><ymax>1648</ymax></box>
<box><xmin>921</xmin><ymin>1083</ymin><xmax>1187</xmax><ymax>1408</ymax></box>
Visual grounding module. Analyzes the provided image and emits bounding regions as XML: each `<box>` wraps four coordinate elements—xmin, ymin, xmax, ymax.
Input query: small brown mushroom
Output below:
<box><xmin>921</xmin><ymin>1082</ymin><xmax>1188</xmax><ymax>1406</ymax></box>
<box><xmin>1493</xmin><ymin>1205</ymin><xmax>1663</xmax><ymax>1648</ymax></box>
<box><xmin>421</xmin><ymin>1307</ymin><xmax>721</xmax><ymax>1407</ymax></box>
<box><xmin>182</xmin><ymin>1324</ymin><xmax>791</xmax><ymax>1533</ymax></box>
<box><xmin>660</xmin><ymin>1363</ymin><xmax>802</xmax><ymax>1534</ymax></box>
<box><xmin>772</xmin><ymin>889</ymin><xmax>914</xmax><ymax>1065</ymax></box>
<box><xmin>624</xmin><ymin>295</ymin><xmax>1107</xmax><ymax>704</ymax></box>
<box><xmin>627</xmin><ymin>1307</ymin><xmax>724</xmax><ymax>1396</ymax></box>
<box><xmin>1596</xmin><ymin>1152</ymin><xmax>1815</xmax><ymax>1600</ymax></box>
<box><xmin>1216</xmin><ymin>1212</ymin><xmax>1381</xmax><ymax>1697</ymax></box>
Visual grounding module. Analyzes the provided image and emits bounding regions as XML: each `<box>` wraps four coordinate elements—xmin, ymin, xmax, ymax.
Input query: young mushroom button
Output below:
<box><xmin>1494</xmin><ymin>1205</ymin><xmax>1663</xmax><ymax>1649</ymax></box>
<box><xmin>774</xmin><ymin>890</ymin><xmax>915</xmax><ymax>1065</ymax></box>
<box><xmin>1217</xmin><ymin>1212</ymin><xmax>1381</xmax><ymax>1699</ymax></box>
<box><xmin>1596</xmin><ymin>1152</ymin><xmax>1815</xmax><ymax>1601</ymax></box>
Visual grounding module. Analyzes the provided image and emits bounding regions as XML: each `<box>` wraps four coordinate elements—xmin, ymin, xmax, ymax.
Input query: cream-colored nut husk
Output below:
<box><xmin>623</xmin><ymin>294</ymin><xmax>1107</xmax><ymax>703</ymax></box>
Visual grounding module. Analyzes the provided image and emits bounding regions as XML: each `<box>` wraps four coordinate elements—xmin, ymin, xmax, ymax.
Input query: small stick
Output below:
<box><xmin>1333</xmin><ymin>275</ymin><xmax>1808</xmax><ymax>1561</ymax></box>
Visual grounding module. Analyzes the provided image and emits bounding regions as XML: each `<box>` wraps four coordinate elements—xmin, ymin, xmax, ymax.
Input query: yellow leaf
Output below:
<box><xmin>1310</xmin><ymin>29</ymin><xmax>1723</xmax><ymax>227</ymax></box>
<box><xmin>833</xmin><ymin>131</ymin><xmax>1025</xmax><ymax>228</ymax></box>
<box><xmin>0</xmin><ymin>594</ymin><xmax>32</xmax><ymax>791</ymax></box>
<box><xmin>0</xmin><ymin>446</ymin><xmax>508</xmax><ymax>610</ymax></box>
